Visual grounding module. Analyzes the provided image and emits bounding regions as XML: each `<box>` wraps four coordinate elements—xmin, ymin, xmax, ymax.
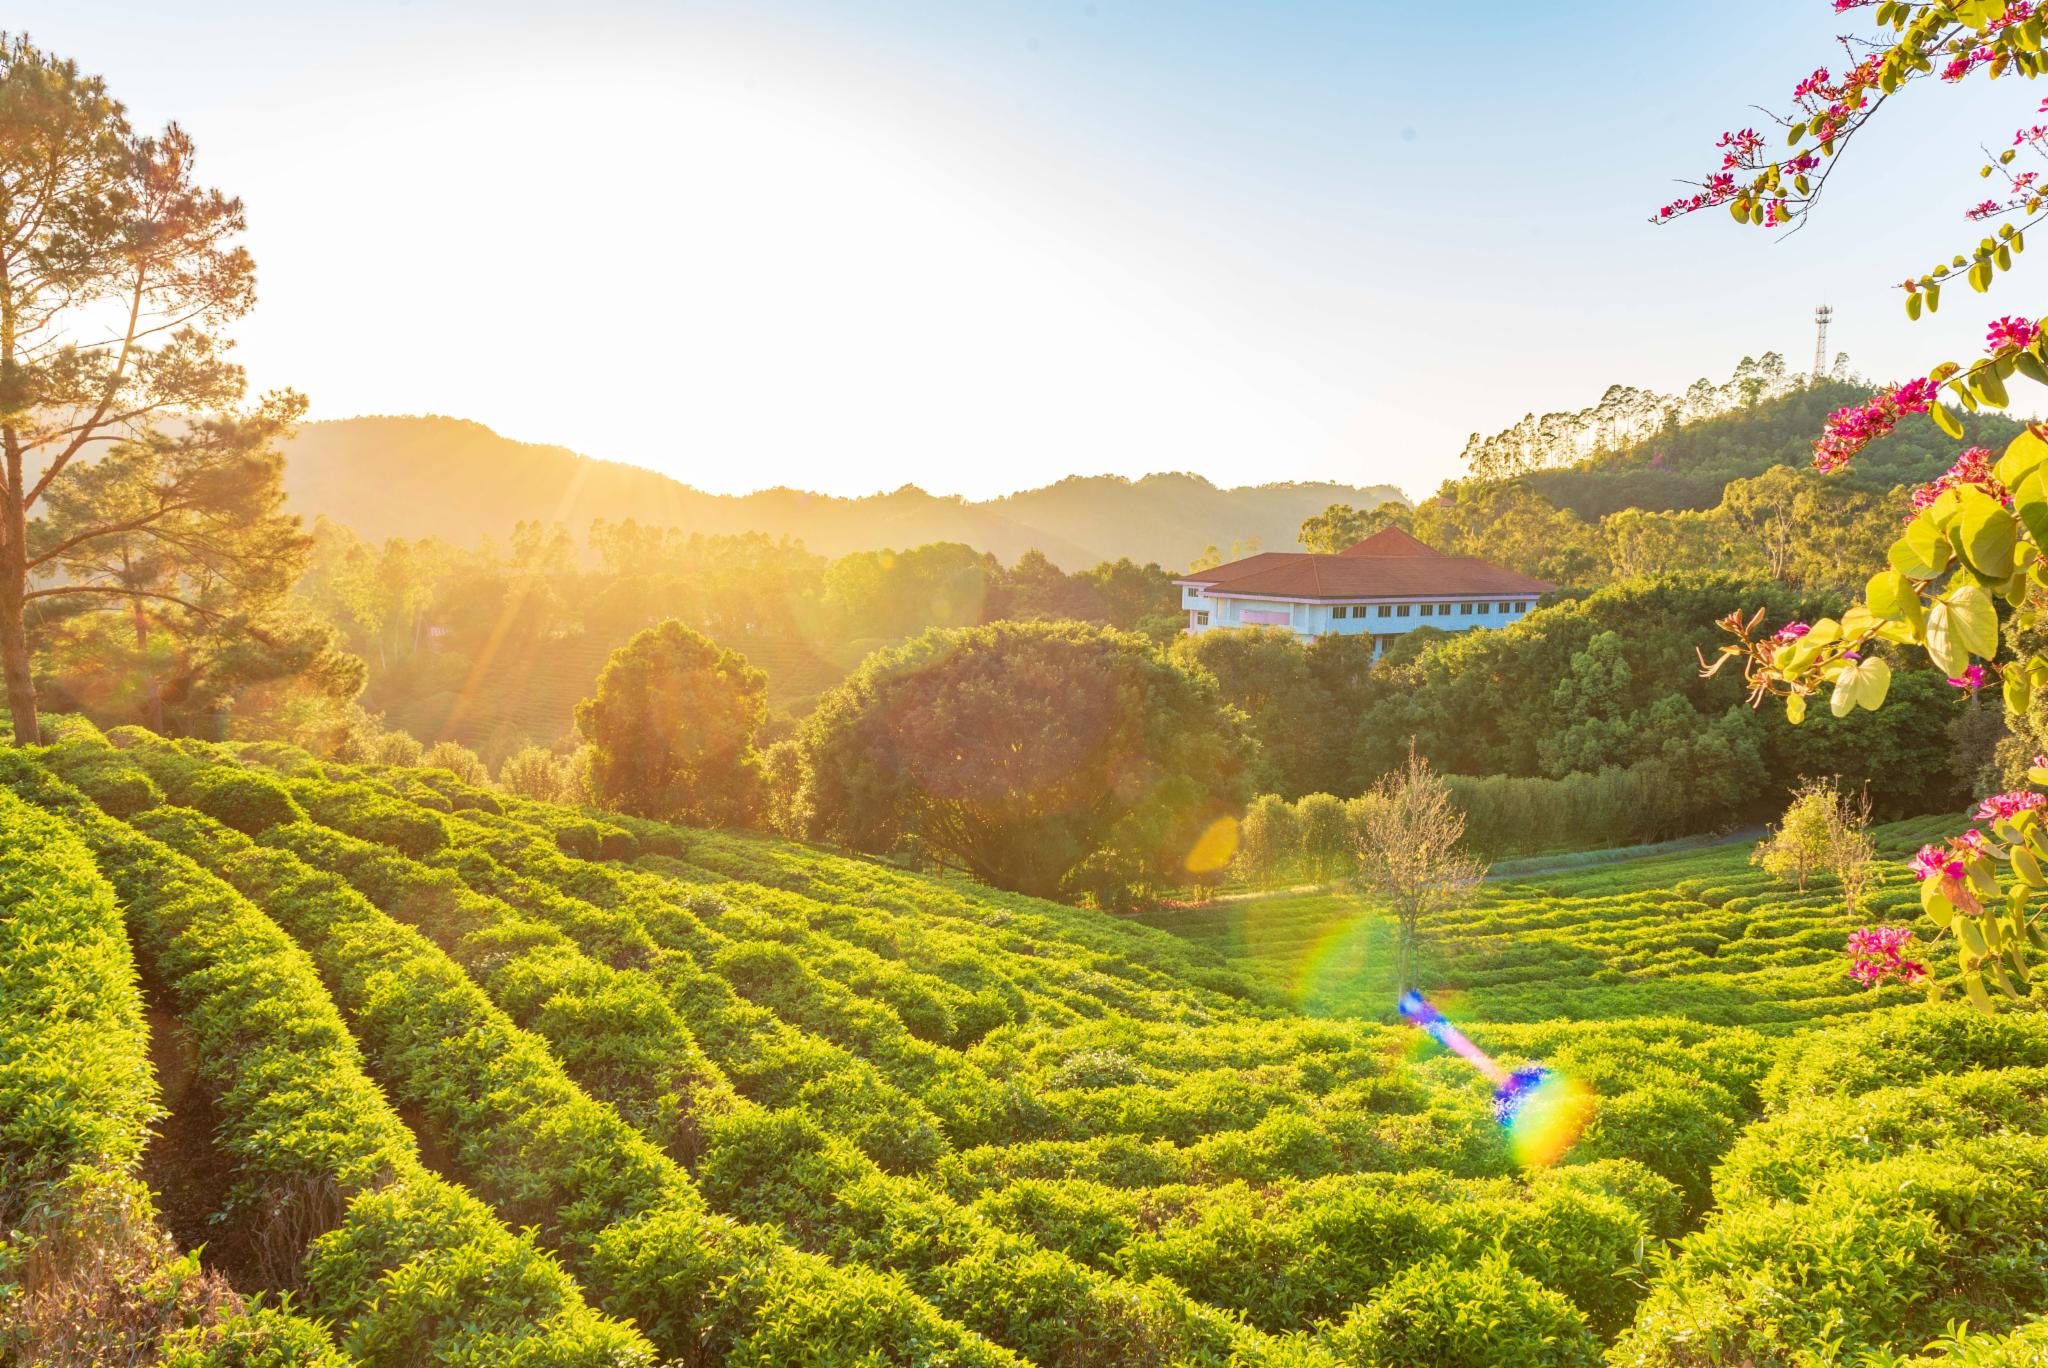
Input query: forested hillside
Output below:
<box><xmin>281</xmin><ymin>417</ymin><xmax>1404</xmax><ymax>571</ymax></box>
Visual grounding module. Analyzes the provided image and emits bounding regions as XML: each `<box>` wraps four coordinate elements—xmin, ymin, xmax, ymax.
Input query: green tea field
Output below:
<box><xmin>5</xmin><ymin>721</ymin><xmax>2046</xmax><ymax>1366</ymax></box>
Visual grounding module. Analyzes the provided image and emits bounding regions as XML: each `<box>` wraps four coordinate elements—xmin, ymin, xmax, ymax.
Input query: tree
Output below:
<box><xmin>498</xmin><ymin>744</ymin><xmax>572</xmax><ymax>803</ymax></box>
<box><xmin>1298</xmin><ymin>501</ymin><xmax>1411</xmax><ymax>553</ymax></box>
<box><xmin>1825</xmin><ymin>783</ymin><xmax>1879</xmax><ymax>919</ymax></box>
<box><xmin>0</xmin><ymin>37</ymin><xmax>311</xmax><ymax>743</ymax></box>
<box><xmin>574</xmin><ymin>619</ymin><xmax>767</xmax><ymax>824</ymax></box>
<box><xmin>1236</xmin><ymin>794</ymin><xmax>1300</xmax><ymax>888</ymax></box>
<box><xmin>1670</xmin><ymin>1</ymin><xmax>2048</xmax><ymax>1006</ymax></box>
<box><xmin>1169</xmin><ymin>626</ymin><xmax>1326</xmax><ymax>797</ymax></box>
<box><xmin>1352</xmin><ymin>745</ymin><xmax>1486</xmax><ymax>998</ymax></box>
<box><xmin>1752</xmin><ymin>780</ymin><xmax>1835</xmax><ymax>892</ymax></box>
<box><xmin>1295</xmin><ymin>792</ymin><xmax>1353</xmax><ymax>882</ymax></box>
<box><xmin>420</xmin><ymin>740</ymin><xmax>490</xmax><ymax>789</ymax></box>
<box><xmin>794</xmin><ymin>620</ymin><xmax>1254</xmax><ymax>901</ymax></box>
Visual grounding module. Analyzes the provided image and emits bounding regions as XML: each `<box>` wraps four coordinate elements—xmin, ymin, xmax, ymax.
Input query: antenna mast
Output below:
<box><xmin>1812</xmin><ymin>305</ymin><xmax>1832</xmax><ymax>380</ymax></box>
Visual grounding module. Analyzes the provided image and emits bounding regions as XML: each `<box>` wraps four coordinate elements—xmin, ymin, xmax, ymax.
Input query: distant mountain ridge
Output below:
<box><xmin>280</xmin><ymin>416</ymin><xmax>1405</xmax><ymax>571</ymax></box>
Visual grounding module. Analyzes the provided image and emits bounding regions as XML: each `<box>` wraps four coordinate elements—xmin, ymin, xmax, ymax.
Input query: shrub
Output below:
<box><xmin>419</xmin><ymin>740</ymin><xmax>491</xmax><ymax>788</ymax></box>
<box><xmin>288</xmin><ymin>779</ymin><xmax>449</xmax><ymax>859</ymax></box>
<box><xmin>499</xmin><ymin>744</ymin><xmax>572</xmax><ymax>803</ymax></box>
<box><xmin>184</xmin><ymin>768</ymin><xmax>305</xmax><ymax>835</ymax></box>
<box><xmin>369</xmin><ymin>731</ymin><xmax>424</xmax><ymax>766</ymax></box>
<box><xmin>1325</xmin><ymin>1251</ymin><xmax>1601</xmax><ymax>1368</ymax></box>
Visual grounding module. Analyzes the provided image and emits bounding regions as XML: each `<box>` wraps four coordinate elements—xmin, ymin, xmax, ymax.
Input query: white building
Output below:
<box><xmin>1174</xmin><ymin>526</ymin><xmax>1550</xmax><ymax>658</ymax></box>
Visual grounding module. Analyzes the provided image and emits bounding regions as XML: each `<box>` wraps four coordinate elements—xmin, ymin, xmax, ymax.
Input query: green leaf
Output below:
<box><xmin>1890</xmin><ymin>516</ymin><xmax>1952</xmax><ymax>580</ymax></box>
<box><xmin>1926</xmin><ymin>585</ymin><xmax>1997</xmax><ymax>677</ymax></box>
<box><xmin>2015</xmin><ymin>469</ymin><xmax>2048</xmax><ymax>550</ymax></box>
<box><xmin>1965</xmin><ymin>970</ymin><xmax>1997</xmax><ymax>1015</ymax></box>
<box><xmin>1830</xmin><ymin>669</ymin><xmax>1858</xmax><ymax>719</ymax></box>
<box><xmin>2014</xmin><ymin>845</ymin><xmax>2044</xmax><ymax>887</ymax></box>
<box><xmin>2007</xmin><ymin>666</ymin><xmax>2033</xmax><ymax>715</ymax></box>
<box><xmin>1854</xmin><ymin>656</ymin><xmax>1892</xmax><ymax>711</ymax></box>
<box><xmin>1785</xmin><ymin>692</ymin><xmax>1806</xmax><ymax>726</ymax></box>
<box><xmin>1867</xmin><ymin>570</ymin><xmax>1916</xmax><ymax>618</ymax></box>
<box><xmin>1907</xmin><ymin>291</ymin><xmax>1923</xmax><ymax>321</ymax></box>
<box><xmin>1996</xmin><ymin>431</ymin><xmax>2048</xmax><ymax>487</ymax></box>
<box><xmin>1976</xmin><ymin>365</ymin><xmax>2011</xmax><ymax>408</ymax></box>
<box><xmin>1956</xmin><ymin>488</ymin><xmax>2019</xmax><ymax>577</ymax></box>
<box><xmin>1951</xmin><ymin>583</ymin><xmax>2000</xmax><ymax>657</ymax></box>
<box><xmin>1932</xmin><ymin>401</ymin><xmax>1964</xmax><ymax>439</ymax></box>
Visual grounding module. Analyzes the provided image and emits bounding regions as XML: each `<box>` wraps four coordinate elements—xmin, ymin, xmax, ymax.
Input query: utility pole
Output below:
<box><xmin>1813</xmin><ymin>305</ymin><xmax>1832</xmax><ymax>380</ymax></box>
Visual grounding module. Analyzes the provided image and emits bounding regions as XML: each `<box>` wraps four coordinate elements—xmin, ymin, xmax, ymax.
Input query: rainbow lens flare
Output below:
<box><xmin>1398</xmin><ymin>991</ymin><xmax>1594</xmax><ymax>1169</ymax></box>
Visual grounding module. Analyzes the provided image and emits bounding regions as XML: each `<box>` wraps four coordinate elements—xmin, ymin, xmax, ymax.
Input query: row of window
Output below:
<box><xmin>1331</xmin><ymin>600</ymin><xmax>1528</xmax><ymax>620</ymax></box>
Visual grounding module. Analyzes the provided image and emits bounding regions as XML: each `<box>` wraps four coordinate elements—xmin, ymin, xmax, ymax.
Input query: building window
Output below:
<box><xmin>1418</xmin><ymin>604</ymin><xmax>1432</xmax><ymax>617</ymax></box>
<box><xmin>1396</xmin><ymin>604</ymin><xmax>1411</xmax><ymax>617</ymax></box>
<box><xmin>1495</xmin><ymin>601</ymin><xmax>1508</xmax><ymax>613</ymax></box>
<box><xmin>1376</xmin><ymin>604</ymin><xmax>1391</xmax><ymax>618</ymax></box>
<box><xmin>1513</xmin><ymin>601</ymin><xmax>1526</xmax><ymax>614</ymax></box>
<box><xmin>1189</xmin><ymin>587</ymin><xmax>1202</xmax><ymax>598</ymax></box>
<box><xmin>1459</xmin><ymin>602</ymin><xmax>1475</xmax><ymax>615</ymax></box>
<box><xmin>1438</xmin><ymin>603</ymin><xmax>1452</xmax><ymax>615</ymax></box>
<box><xmin>1331</xmin><ymin>605</ymin><xmax>1348</xmax><ymax>620</ymax></box>
<box><xmin>1195</xmin><ymin>611</ymin><xmax>1209</xmax><ymax>626</ymax></box>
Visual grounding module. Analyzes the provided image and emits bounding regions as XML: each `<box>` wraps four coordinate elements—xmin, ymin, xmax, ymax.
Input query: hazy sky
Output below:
<box><xmin>13</xmin><ymin>2</ymin><xmax>2039</xmax><ymax>499</ymax></box>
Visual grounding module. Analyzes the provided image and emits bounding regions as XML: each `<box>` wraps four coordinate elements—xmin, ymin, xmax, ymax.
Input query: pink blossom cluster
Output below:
<box><xmin>1815</xmin><ymin>377</ymin><xmax>1939</xmax><ymax>472</ymax></box>
<box><xmin>1943</xmin><ymin>47</ymin><xmax>1996</xmax><ymax>82</ymax></box>
<box><xmin>1987</xmin><ymin>315</ymin><xmax>2040</xmax><ymax>353</ymax></box>
<box><xmin>1718</xmin><ymin>128</ymin><xmax>1766</xmax><ymax>168</ymax></box>
<box><xmin>1657</xmin><ymin>174</ymin><xmax>1739</xmax><ymax>222</ymax></box>
<box><xmin>1971</xmin><ymin>198</ymin><xmax>2006</xmax><ymax>221</ymax></box>
<box><xmin>1907</xmin><ymin>447</ymin><xmax>2008</xmax><ymax>523</ymax></box>
<box><xmin>1909</xmin><ymin>828</ymin><xmax>1988</xmax><ymax>881</ymax></box>
<box><xmin>1771</xmin><ymin>621</ymin><xmax>1811</xmax><ymax>645</ymax></box>
<box><xmin>1949</xmin><ymin>663</ymin><xmax>1989</xmax><ymax>691</ymax></box>
<box><xmin>1847</xmin><ymin>926</ymin><xmax>1930</xmax><ymax>986</ymax></box>
<box><xmin>1975</xmin><ymin>788</ymin><xmax>2048</xmax><ymax>822</ymax></box>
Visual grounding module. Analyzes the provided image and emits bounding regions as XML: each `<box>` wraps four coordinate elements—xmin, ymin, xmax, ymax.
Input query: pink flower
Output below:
<box><xmin>1949</xmin><ymin>664</ymin><xmax>1988</xmax><ymax>690</ymax></box>
<box><xmin>1847</xmin><ymin>926</ymin><xmax>1929</xmax><ymax>987</ymax></box>
<box><xmin>1908</xmin><ymin>447</ymin><xmax>2008</xmax><ymax>523</ymax></box>
<box><xmin>1815</xmin><ymin>379</ymin><xmax>1944</xmax><ymax>473</ymax></box>
<box><xmin>1910</xmin><ymin>844</ymin><xmax>1966</xmax><ymax>881</ymax></box>
<box><xmin>1976</xmin><ymin>789</ymin><xmax>2048</xmax><ymax>823</ymax></box>
<box><xmin>1771</xmin><ymin>621</ymin><xmax>1811</xmax><ymax>645</ymax></box>
<box><xmin>1987</xmin><ymin>316</ymin><xmax>2040</xmax><ymax>354</ymax></box>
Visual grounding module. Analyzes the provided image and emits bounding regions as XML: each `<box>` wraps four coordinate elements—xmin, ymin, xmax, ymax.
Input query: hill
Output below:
<box><xmin>281</xmin><ymin>415</ymin><xmax>1406</xmax><ymax>570</ymax></box>
<box><xmin>1507</xmin><ymin>377</ymin><xmax>2026</xmax><ymax>520</ymax></box>
<box><xmin>6</xmin><ymin>718</ymin><xmax>2045</xmax><ymax>1363</ymax></box>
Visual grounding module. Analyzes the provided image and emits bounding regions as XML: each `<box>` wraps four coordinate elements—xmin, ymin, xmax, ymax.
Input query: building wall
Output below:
<box><xmin>1181</xmin><ymin>586</ymin><xmax>1536</xmax><ymax>649</ymax></box>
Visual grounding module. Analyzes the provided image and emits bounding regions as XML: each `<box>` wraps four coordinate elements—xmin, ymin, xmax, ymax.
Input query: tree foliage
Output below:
<box><xmin>1352</xmin><ymin>745</ymin><xmax>1486</xmax><ymax>996</ymax></box>
<box><xmin>0</xmin><ymin>36</ymin><xmax>342</xmax><ymax>745</ymax></box>
<box><xmin>574</xmin><ymin>619</ymin><xmax>766</xmax><ymax>825</ymax></box>
<box><xmin>791</xmin><ymin>620</ymin><xmax>1254</xmax><ymax>901</ymax></box>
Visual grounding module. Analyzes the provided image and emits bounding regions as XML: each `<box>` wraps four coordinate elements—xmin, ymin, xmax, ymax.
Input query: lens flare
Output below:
<box><xmin>1398</xmin><ymin>991</ymin><xmax>1594</xmax><ymax>1168</ymax></box>
<box><xmin>1183</xmin><ymin>815</ymin><xmax>1239</xmax><ymax>875</ymax></box>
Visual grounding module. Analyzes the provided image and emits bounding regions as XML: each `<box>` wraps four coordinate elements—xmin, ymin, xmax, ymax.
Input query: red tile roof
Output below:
<box><xmin>1178</xmin><ymin>532</ymin><xmax>1550</xmax><ymax>600</ymax></box>
<box><xmin>1337</xmin><ymin>526</ymin><xmax>1437</xmax><ymax>557</ymax></box>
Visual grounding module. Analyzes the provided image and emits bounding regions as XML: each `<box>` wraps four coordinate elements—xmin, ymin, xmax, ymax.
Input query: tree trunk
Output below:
<box><xmin>0</xmin><ymin>494</ymin><xmax>36</xmax><ymax>745</ymax></box>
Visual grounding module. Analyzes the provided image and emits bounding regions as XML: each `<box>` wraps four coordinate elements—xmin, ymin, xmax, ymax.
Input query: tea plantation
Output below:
<box><xmin>4</xmin><ymin>719</ymin><xmax>2046</xmax><ymax>1366</ymax></box>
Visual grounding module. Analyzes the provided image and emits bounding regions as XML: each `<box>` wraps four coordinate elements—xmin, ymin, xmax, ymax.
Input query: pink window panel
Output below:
<box><xmin>1241</xmin><ymin>609</ymin><xmax>1292</xmax><ymax>626</ymax></box>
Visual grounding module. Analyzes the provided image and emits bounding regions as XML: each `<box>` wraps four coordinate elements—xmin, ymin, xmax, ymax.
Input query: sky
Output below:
<box><xmin>13</xmin><ymin>1</ymin><xmax>2044</xmax><ymax>500</ymax></box>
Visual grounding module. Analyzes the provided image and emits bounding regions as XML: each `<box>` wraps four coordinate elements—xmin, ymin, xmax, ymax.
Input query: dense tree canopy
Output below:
<box><xmin>791</xmin><ymin>620</ymin><xmax>1254</xmax><ymax>901</ymax></box>
<box><xmin>574</xmin><ymin>619</ymin><xmax>767</xmax><ymax>824</ymax></box>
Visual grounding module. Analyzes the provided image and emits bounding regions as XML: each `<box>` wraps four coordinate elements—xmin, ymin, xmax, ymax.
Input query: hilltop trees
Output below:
<box><xmin>575</xmin><ymin>620</ymin><xmax>767</xmax><ymax>824</ymax></box>
<box><xmin>791</xmin><ymin>620</ymin><xmax>1254</xmax><ymax>901</ymax></box>
<box><xmin>0</xmin><ymin>37</ymin><xmax>329</xmax><ymax>743</ymax></box>
<box><xmin>1298</xmin><ymin>501</ymin><xmax>1410</xmax><ymax>553</ymax></box>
